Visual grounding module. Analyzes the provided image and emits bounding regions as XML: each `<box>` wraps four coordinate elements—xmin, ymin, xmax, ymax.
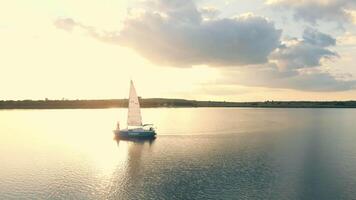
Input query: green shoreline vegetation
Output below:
<box><xmin>1</xmin><ymin>98</ymin><xmax>356</xmax><ymax>109</ymax></box>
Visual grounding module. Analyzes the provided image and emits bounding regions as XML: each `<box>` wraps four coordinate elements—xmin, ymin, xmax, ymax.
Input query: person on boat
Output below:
<box><xmin>117</xmin><ymin>122</ymin><xmax>120</xmax><ymax>130</ymax></box>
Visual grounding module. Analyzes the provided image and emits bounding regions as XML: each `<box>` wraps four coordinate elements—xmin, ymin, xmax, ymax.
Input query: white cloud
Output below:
<box><xmin>199</xmin><ymin>7</ymin><xmax>221</xmax><ymax>20</ymax></box>
<box><xmin>338</xmin><ymin>32</ymin><xmax>356</xmax><ymax>46</ymax></box>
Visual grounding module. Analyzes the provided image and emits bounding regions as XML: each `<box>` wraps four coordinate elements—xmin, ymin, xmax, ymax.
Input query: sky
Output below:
<box><xmin>1</xmin><ymin>0</ymin><xmax>356</xmax><ymax>101</ymax></box>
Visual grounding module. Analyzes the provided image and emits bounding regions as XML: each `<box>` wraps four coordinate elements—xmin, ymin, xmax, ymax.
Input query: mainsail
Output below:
<box><xmin>127</xmin><ymin>80</ymin><xmax>142</xmax><ymax>127</ymax></box>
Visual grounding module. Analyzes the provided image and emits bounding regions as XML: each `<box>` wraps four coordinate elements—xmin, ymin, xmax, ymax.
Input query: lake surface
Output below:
<box><xmin>1</xmin><ymin>108</ymin><xmax>356</xmax><ymax>199</ymax></box>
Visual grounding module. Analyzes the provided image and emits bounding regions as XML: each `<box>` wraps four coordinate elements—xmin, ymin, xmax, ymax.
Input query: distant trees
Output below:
<box><xmin>0</xmin><ymin>99</ymin><xmax>356</xmax><ymax>109</ymax></box>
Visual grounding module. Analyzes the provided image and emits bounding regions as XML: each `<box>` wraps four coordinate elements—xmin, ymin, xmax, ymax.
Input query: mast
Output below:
<box><xmin>127</xmin><ymin>80</ymin><xmax>143</xmax><ymax>127</ymax></box>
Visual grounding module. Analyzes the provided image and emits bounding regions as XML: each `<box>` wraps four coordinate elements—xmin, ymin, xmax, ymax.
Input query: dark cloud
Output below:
<box><xmin>267</xmin><ymin>0</ymin><xmax>356</xmax><ymax>25</ymax></box>
<box><xmin>270</xmin><ymin>28</ymin><xmax>338</xmax><ymax>70</ymax></box>
<box><xmin>303</xmin><ymin>28</ymin><xmax>336</xmax><ymax>47</ymax></box>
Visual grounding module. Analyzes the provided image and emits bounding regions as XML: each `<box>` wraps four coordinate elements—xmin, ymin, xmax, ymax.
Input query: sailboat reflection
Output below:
<box><xmin>106</xmin><ymin>137</ymin><xmax>156</xmax><ymax>199</ymax></box>
<box><xmin>114</xmin><ymin>135</ymin><xmax>156</xmax><ymax>177</ymax></box>
<box><xmin>114</xmin><ymin>135</ymin><xmax>156</xmax><ymax>145</ymax></box>
<box><xmin>113</xmin><ymin>134</ymin><xmax>156</xmax><ymax>176</ymax></box>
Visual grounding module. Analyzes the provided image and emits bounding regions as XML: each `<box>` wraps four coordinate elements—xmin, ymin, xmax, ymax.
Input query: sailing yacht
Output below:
<box><xmin>114</xmin><ymin>80</ymin><xmax>156</xmax><ymax>138</ymax></box>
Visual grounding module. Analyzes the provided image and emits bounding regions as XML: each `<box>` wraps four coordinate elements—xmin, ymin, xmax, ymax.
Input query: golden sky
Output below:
<box><xmin>1</xmin><ymin>0</ymin><xmax>356</xmax><ymax>101</ymax></box>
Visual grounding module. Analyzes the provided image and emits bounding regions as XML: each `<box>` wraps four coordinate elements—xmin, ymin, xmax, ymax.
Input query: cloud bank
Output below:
<box><xmin>219</xmin><ymin>64</ymin><xmax>356</xmax><ymax>92</ymax></box>
<box><xmin>55</xmin><ymin>0</ymin><xmax>281</xmax><ymax>67</ymax></box>
<box><xmin>54</xmin><ymin>0</ymin><xmax>356</xmax><ymax>92</ymax></box>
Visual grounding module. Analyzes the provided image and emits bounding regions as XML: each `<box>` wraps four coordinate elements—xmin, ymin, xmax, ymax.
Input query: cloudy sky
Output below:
<box><xmin>1</xmin><ymin>0</ymin><xmax>356</xmax><ymax>101</ymax></box>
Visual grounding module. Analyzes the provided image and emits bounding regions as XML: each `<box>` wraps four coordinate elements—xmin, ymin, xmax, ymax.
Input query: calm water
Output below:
<box><xmin>1</xmin><ymin>108</ymin><xmax>356</xmax><ymax>199</ymax></box>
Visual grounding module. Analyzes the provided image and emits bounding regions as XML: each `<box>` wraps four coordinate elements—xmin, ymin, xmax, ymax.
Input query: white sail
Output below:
<box><xmin>127</xmin><ymin>80</ymin><xmax>142</xmax><ymax>127</ymax></box>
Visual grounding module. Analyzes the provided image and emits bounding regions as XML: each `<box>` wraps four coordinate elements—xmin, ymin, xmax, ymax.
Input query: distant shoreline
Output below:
<box><xmin>1</xmin><ymin>98</ymin><xmax>356</xmax><ymax>109</ymax></box>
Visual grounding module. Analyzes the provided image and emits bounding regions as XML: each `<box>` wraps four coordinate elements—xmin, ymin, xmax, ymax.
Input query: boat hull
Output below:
<box><xmin>114</xmin><ymin>129</ymin><xmax>156</xmax><ymax>139</ymax></box>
